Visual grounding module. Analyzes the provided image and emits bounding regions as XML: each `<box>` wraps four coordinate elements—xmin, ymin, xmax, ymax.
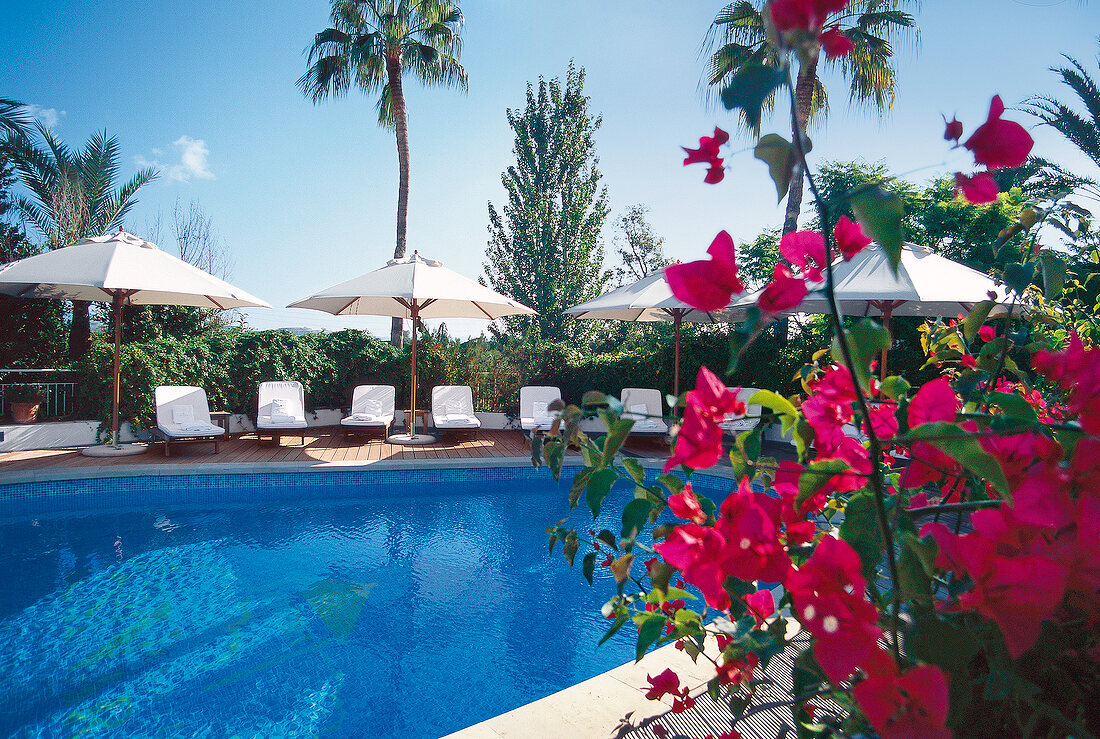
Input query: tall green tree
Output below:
<box><xmin>299</xmin><ymin>0</ymin><xmax>467</xmax><ymax>348</ymax></box>
<box><xmin>7</xmin><ymin>124</ymin><xmax>157</xmax><ymax>359</ymax></box>
<box><xmin>483</xmin><ymin>64</ymin><xmax>610</xmax><ymax>343</ymax></box>
<box><xmin>1022</xmin><ymin>43</ymin><xmax>1100</xmax><ymax>197</ymax></box>
<box><xmin>610</xmin><ymin>204</ymin><xmax>668</xmax><ymax>286</ymax></box>
<box><xmin>701</xmin><ymin>1</ymin><xmax>918</xmax><ymax>234</ymax></box>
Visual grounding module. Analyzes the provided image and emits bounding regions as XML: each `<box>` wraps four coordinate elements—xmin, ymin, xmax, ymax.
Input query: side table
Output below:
<box><xmin>210</xmin><ymin>411</ymin><xmax>232</xmax><ymax>435</ymax></box>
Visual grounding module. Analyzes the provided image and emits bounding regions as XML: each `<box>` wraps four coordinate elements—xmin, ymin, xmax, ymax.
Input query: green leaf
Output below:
<box><xmin>569</xmin><ymin>467</ymin><xmax>593</xmax><ymax>510</ymax></box>
<box><xmin>598</xmin><ymin>613</ymin><xmax>628</xmax><ymax>646</ymax></box>
<box><xmin>839</xmin><ymin>493</ymin><xmax>884</xmax><ymax>580</ymax></box>
<box><xmin>1039</xmin><ymin>252</ymin><xmax>1067</xmax><ymax>298</ymax></box>
<box><xmin>581</xmin><ymin>390</ymin><xmax>607</xmax><ymax>407</ymax></box>
<box><xmin>586</xmin><ymin>468</ymin><xmax>620</xmax><ymax>518</ymax></box>
<box><xmin>878</xmin><ymin>375</ymin><xmax>910</xmax><ymax>400</ymax></box>
<box><xmin>907</xmin><ymin>422</ymin><xmax>1010</xmax><ymax>496</ymax></box>
<box><xmin>736</xmin><ymin>426</ymin><xmax>762</xmax><ymax>463</ymax></box>
<box><xmin>748</xmin><ymin>389</ymin><xmax>800</xmax><ymax>437</ymax></box>
<box><xmin>720</xmin><ymin>63</ymin><xmax>785</xmax><ymax>130</ymax></box>
<box><xmin>796</xmin><ymin>459</ymin><xmax>851</xmax><ymax>511</ymax></box>
<box><xmin>648</xmin><ymin>559</ymin><xmax>674</xmax><ymax>597</ymax></box>
<box><xmin>833</xmin><ymin>319</ymin><xmax>891</xmax><ymax>392</ymax></box>
<box><xmin>729</xmin><ymin>447</ymin><xmax>752</xmax><ymax>482</ymax></box>
<box><xmin>622</xmin><ymin>456</ymin><xmax>645</xmax><ymax>484</ymax></box>
<box><xmin>582</xmin><ymin>551</ymin><xmax>596</xmax><ymax>585</ymax></box>
<box><xmin>656</xmin><ymin>473</ymin><xmax>684</xmax><ymax>496</ymax></box>
<box><xmin>850</xmin><ymin>185</ymin><xmax>905</xmax><ymax>271</ymax></box>
<box><xmin>962</xmin><ymin>301</ymin><xmax>997</xmax><ymax>343</ymax></box>
<box><xmin>898</xmin><ymin>532</ymin><xmax>933</xmax><ymax>604</ymax></box>
<box><xmin>602</xmin><ymin>417</ymin><xmax>635</xmax><ymax>466</ymax></box>
<box><xmin>596</xmin><ymin>529</ymin><xmax>619</xmax><ymax>551</ymax></box>
<box><xmin>754</xmin><ymin>133</ymin><xmax>798</xmax><ymax>201</ymax></box>
<box><xmin>563</xmin><ymin>529</ymin><xmax>579</xmax><ymax>566</ymax></box>
<box><xmin>635</xmin><ymin>613</ymin><xmax>666</xmax><ymax>662</ymax></box>
<box><xmin>1002</xmin><ymin>261</ymin><xmax>1037</xmax><ymax>295</ymax></box>
<box><xmin>987</xmin><ymin>391</ymin><xmax>1037</xmax><ymax>422</ymax></box>
<box><xmin>621</xmin><ymin>498</ymin><xmax>654</xmax><ymax>545</ymax></box>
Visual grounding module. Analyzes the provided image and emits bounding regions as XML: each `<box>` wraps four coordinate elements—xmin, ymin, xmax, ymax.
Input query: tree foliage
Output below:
<box><xmin>484</xmin><ymin>64</ymin><xmax>610</xmax><ymax>343</ymax></box>
<box><xmin>610</xmin><ymin>204</ymin><xmax>668</xmax><ymax>286</ymax></box>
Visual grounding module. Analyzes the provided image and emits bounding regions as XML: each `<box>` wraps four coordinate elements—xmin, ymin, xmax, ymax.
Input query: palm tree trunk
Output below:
<box><xmin>776</xmin><ymin>51</ymin><xmax>821</xmax><ymax>345</ymax></box>
<box><xmin>784</xmin><ymin>50</ymin><xmax>820</xmax><ymax>236</ymax></box>
<box><xmin>387</xmin><ymin>50</ymin><xmax>410</xmax><ymax>349</ymax></box>
<box><xmin>68</xmin><ymin>300</ymin><xmax>92</xmax><ymax>360</ymax></box>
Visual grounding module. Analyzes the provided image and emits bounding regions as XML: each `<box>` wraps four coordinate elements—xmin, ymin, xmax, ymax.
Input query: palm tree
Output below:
<box><xmin>702</xmin><ymin>1</ymin><xmax>918</xmax><ymax>234</ymax></box>
<box><xmin>1022</xmin><ymin>44</ymin><xmax>1100</xmax><ymax>193</ymax></box>
<box><xmin>7</xmin><ymin>124</ymin><xmax>157</xmax><ymax>358</ymax></box>
<box><xmin>0</xmin><ymin>97</ymin><xmax>31</xmax><ymax>140</ymax></box>
<box><xmin>299</xmin><ymin>0</ymin><xmax>467</xmax><ymax>347</ymax></box>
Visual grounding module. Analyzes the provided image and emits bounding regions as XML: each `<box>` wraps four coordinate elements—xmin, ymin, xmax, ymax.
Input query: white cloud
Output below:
<box><xmin>24</xmin><ymin>105</ymin><xmax>65</xmax><ymax>128</ymax></box>
<box><xmin>134</xmin><ymin>135</ymin><xmax>215</xmax><ymax>182</ymax></box>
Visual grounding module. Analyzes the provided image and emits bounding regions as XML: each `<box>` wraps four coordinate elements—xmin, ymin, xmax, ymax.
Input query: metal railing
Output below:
<box><xmin>0</xmin><ymin>369</ymin><xmax>78</xmax><ymax>420</ymax></box>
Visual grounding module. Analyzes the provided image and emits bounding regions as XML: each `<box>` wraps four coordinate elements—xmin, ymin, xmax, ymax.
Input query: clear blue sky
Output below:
<box><xmin>4</xmin><ymin>0</ymin><xmax>1098</xmax><ymax>338</ymax></box>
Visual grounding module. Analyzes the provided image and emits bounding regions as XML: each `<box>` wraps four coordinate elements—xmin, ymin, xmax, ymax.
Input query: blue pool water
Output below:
<box><xmin>0</xmin><ymin>468</ymin><xmax>732</xmax><ymax>737</ymax></box>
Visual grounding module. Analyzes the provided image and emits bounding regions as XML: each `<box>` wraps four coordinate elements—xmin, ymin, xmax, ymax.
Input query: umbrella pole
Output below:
<box><xmin>880</xmin><ymin>307</ymin><xmax>892</xmax><ymax>381</ymax></box>
<box><xmin>673</xmin><ymin>312</ymin><xmax>682</xmax><ymax>419</ymax></box>
<box><xmin>410</xmin><ymin>303</ymin><xmax>419</xmax><ymax>431</ymax></box>
<box><xmin>111</xmin><ymin>292</ymin><xmax>123</xmax><ymax>448</ymax></box>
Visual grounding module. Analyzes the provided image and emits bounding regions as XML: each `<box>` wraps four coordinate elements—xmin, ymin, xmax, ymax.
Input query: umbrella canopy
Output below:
<box><xmin>566</xmin><ymin>271</ymin><xmax>730</xmax><ymax>401</ymax></box>
<box><xmin>732</xmin><ymin>242</ymin><xmax>1018</xmax><ymax>318</ymax></box>
<box><xmin>0</xmin><ymin>229</ymin><xmax>271</xmax><ymax>450</ymax></box>
<box><xmin>288</xmin><ymin>252</ymin><xmax>535</xmax><ymax>320</ymax></box>
<box><xmin>729</xmin><ymin>242</ymin><xmax>1023</xmax><ymax>376</ymax></box>
<box><xmin>289</xmin><ymin>251</ymin><xmax>536</xmax><ymax>442</ymax></box>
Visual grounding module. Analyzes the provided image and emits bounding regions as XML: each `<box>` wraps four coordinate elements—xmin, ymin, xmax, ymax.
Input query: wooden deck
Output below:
<box><xmin>0</xmin><ymin>429</ymin><xmax>673</xmax><ymax>475</ymax></box>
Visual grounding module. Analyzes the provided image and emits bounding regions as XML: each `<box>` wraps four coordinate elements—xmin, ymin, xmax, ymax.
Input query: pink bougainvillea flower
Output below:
<box><xmin>655</xmin><ymin>522</ymin><xmax>731</xmax><ymax>609</ymax></box>
<box><xmin>668</xmin><ymin>483</ymin><xmax>707</xmax><ymax>525</ymax></box>
<box><xmin>717</xmin><ymin>652</ymin><xmax>759</xmax><ymax>686</ymax></box>
<box><xmin>978</xmin><ymin>325</ymin><xmax>996</xmax><ymax>342</ymax></box>
<box><xmin>907</xmin><ymin>377</ymin><xmax>960</xmax><ymax>427</ymax></box>
<box><xmin>780</xmin><ymin>230</ymin><xmax>826</xmax><ymax>273</ymax></box>
<box><xmin>1033</xmin><ymin>332</ymin><xmax>1100</xmax><ymax>434</ymax></box>
<box><xmin>682</xmin><ymin>126</ymin><xmax>729</xmax><ymax>164</ymax></box>
<box><xmin>960</xmin><ymin>353</ymin><xmax>977</xmax><ymax>369</ymax></box>
<box><xmin>862</xmin><ymin>401</ymin><xmax>899</xmax><ymax>440</ymax></box>
<box><xmin>853</xmin><ymin>657</ymin><xmax>951</xmax><ymax>739</ymax></box>
<box><xmin>785</xmin><ymin>536</ymin><xmax>883</xmax><ymax>684</ymax></box>
<box><xmin>716</xmin><ymin>486</ymin><xmax>792</xmax><ymax>583</ymax></box>
<box><xmin>833</xmin><ymin>215</ymin><xmax>871</xmax><ymax>261</ymax></box>
<box><xmin>683</xmin><ymin>127</ymin><xmax>729</xmax><ymax>184</ymax></box>
<box><xmin>644</xmin><ymin>668</ymin><xmax>683</xmax><ymax>700</ymax></box>
<box><xmin>665</xmin><ymin>230</ymin><xmax>745</xmax><ymax>311</ymax></box>
<box><xmin>954</xmin><ymin>171</ymin><xmax>999</xmax><ymax>204</ymax></box>
<box><xmin>757</xmin><ymin>264</ymin><xmax>808</xmax><ymax>314</ymax></box>
<box><xmin>769</xmin><ymin>0</ymin><xmax>850</xmax><ymax>32</ymax></box>
<box><xmin>964</xmin><ymin>95</ymin><xmax>1035</xmax><ymax>169</ymax></box>
<box><xmin>687</xmin><ymin>366</ymin><xmax>747</xmax><ymax>422</ymax></box>
<box><xmin>663</xmin><ymin>402</ymin><xmax>725</xmax><ymax>472</ymax></box>
<box><xmin>943</xmin><ymin>114</ymin><xmax>964</xmax><ymax>143</ymax></box>
<box><xmin>744</xmin><ymin>588</ymin><xmax>776</xmax><ymax>627</ymax></box>
<box><xmin>819</xmin><ymin>26</ymin><xmax>855</xmax><ymax>58</ymax></box>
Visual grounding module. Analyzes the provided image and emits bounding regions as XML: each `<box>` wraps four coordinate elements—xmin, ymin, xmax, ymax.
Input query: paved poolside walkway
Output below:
<box><xmin>0</xmin><ymin>428</ymin><xmax>675</xmax><ymax>477</ymax></box>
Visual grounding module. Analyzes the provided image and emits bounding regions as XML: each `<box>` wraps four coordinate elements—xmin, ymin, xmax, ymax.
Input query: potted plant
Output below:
<box><xmin>8</xmin><ymin>384</ymin><xmax>45</xmax><ymax>424</ymax></box>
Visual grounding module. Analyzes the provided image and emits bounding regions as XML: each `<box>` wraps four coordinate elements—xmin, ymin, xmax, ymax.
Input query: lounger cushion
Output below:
<box><xmin>172</xmin><ymin>405</ymin><xmax>195</xmax><ymax>424</ymax></box>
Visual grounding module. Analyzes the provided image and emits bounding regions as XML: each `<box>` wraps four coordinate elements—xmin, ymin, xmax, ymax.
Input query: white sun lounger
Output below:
<box><xmin>154</xmin><ymin>385</ymin><xmax>226</xmax><ymax>457</ymax></box>
<box><xmin>520</xmin><ymin>386</ymin><xmax>562</xmax><ymax>432</ymax></box>
<box><xmin>432</xmin><ymin>385</ymin><xmax>481</xmax><ymax>435</ymax></box>
<box><xmin>341</xmin><ymin>384</ymin><xmax>396</xmax><ymax>438</ymax></box>
<box><xmin>719</xmin><ymin>387</ymin><xmax>763</xmax><ymax>435</ymax></box>
<box><xmin>620</xmin><ymin>388</ymin><xmax>670</xmax><ymax>436</ymax></box>
<box><xmin>256</xmin><ymin>380</ymin><xmax>308</xmax><ymax>445</ymax></box>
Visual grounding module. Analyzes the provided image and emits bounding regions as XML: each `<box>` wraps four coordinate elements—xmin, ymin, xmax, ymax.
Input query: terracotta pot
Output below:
<box><xmin>11</xmin><ymin>402</ymin><xmax>39</xmax><ymax>424</ymax></box>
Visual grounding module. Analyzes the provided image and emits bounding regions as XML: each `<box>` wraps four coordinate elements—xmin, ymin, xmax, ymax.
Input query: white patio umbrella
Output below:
<box><xmin>565</xmin><ymin>271</ymin><xmax>730</xmax><ymax>402</ymax></box>
<box><xmin>0</xmin><ymin>229</ymin><xmax>271</xmax><ymax>455</ymax></box>
<box><xmin>288</xmin><ymin>251</ymin><xmax>537</xmax><ymax>444</ymax></box>
<box><xmin>729</xmin><ymin>242</ymin><xmax>1023</xmax><ymax>376</ymax></box>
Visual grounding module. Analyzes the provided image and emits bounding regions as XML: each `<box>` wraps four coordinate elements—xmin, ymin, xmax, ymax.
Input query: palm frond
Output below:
<box><xmin>1022</xmin><ymin>46</ymin><xmax>1100</xmax><ymax>169</ymax></box>
<box><xmin>101</xmin><ymin>165</ymin><xmax>158</xmax><ymax>233</ymax></box>
<box><xmin>0</xmin><ymin>98</ymin><xmax>31</xmax><ymax>138</ymax></box>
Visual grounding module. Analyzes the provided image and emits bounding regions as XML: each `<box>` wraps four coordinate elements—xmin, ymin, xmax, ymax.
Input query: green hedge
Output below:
<box><xmin>72</xmin><ymin>323</ymin><xmax>839</xmax><ymax>431</ymax></box>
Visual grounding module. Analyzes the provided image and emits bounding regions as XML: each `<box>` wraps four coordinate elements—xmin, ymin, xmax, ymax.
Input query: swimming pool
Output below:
<box><xmin>0</xmin><ymin>466</ymin><xmax>732</xmax><ymax>737</ymax></box>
